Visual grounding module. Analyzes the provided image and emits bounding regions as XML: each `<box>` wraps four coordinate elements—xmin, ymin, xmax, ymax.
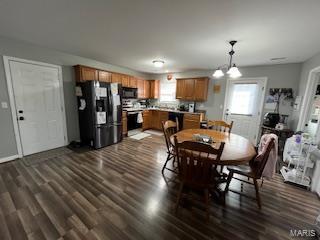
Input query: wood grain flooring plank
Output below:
<box><xmin>0</xmin><ymin>135</ymin><xmax>318</xmax><ymax>240</ymax></box>
<box><xmin>6</xmin><ymin>211</ymin><xmax>28</xmax><ymax>240</ymax></box>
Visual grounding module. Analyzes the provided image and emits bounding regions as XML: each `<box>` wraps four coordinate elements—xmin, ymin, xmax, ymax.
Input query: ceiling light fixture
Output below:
<box><xmin>153</xmin><ymin>60</ymin><xmax>165</xmax><ymax>68</ymax></box>
<box><xmin>213</xmin><ymin>40</ymin><xmax>242</xmax><ymax>79</ymax></box>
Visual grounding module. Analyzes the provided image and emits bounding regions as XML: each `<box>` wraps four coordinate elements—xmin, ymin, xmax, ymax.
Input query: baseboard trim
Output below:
<box><xmin>0</xmin><ymin>155</ymin><xmax>19</xmax><ymax>164</ymax></box>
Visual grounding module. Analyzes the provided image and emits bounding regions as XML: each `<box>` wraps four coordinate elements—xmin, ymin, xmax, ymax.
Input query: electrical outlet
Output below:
<box><xmin>1</xmin><ymin>102</ymin><xmax>8</xmax><ymax>109</ymax></box>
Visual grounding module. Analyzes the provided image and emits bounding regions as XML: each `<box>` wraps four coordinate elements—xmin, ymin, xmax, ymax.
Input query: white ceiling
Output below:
<box><xmin>0</xmin><ymin>0</ymin><xmax>320</xmax><ymax>73</ymax></box>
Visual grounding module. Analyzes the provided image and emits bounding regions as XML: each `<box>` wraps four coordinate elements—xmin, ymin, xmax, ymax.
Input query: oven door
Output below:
<box><xmin>123</xmin><ymin>87</ymin><xmax>137</xmax><ymax>99</ymax></box>
<box><xmin>127</xmin><ymin>111</ymin><xmax>142</xmax><ymax>130</ymax></box>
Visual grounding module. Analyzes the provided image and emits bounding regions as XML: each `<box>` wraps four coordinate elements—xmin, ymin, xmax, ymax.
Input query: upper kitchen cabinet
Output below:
<box><xmin>74</xmin><ymin>65</ymin><xmax>98</xmax><ymax>82</ymax></box>
<box><xmin>121</xmin><ymin>74</ymin><xmax>130</xmax><ymax>87</ymax></box>
<box><xmin>184</xmin><ymin>79</ymin><xmax>195</xmax><ymax>100</ymax></box>
<box><xmin>194</xmin><ymin>78</ymin><xmax>209</xmax><ymax>101</ymax></box>
<box><xmin>98</xmin><ymin>70</ymin><xmax>111</xmax><ymax>82</ymax></box>
<box><xmin>137</xmin><ymin>78</ymin><xmax>145</xmax><ymax>99</ymax></box>
<box><xmin>149</xmin><ymin>80</ymin><xmax>160</xmax><ymax>99</ymax></box>
<box><xmin>175</xmin><ymin>77</ymin><xmax>209</xmax><ymax>101</ymax></box>
<box><xmin>144</xmin><ymin>80</ymin><xmax>150</xmax><ymax>98</ymax></box>
<box><xmin>176</xmin><ymin>79</ymin><xmax>185</xmax><ymax>99</ymax></box>
<box><xmin>111</xmin><ymin>72</ymin><xmax>122</xmax><ymax>84</ymax></box>
<box><xmin>129</xmin><ymin>76</ymin><xmax>138</xmax><ymax>88</ymax></box>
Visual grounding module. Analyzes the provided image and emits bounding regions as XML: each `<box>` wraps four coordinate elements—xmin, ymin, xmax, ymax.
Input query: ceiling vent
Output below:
<box><xmin>270</xmin><ymin>57</ymin><xmax>287</xmax><ymax>61</ymax></box>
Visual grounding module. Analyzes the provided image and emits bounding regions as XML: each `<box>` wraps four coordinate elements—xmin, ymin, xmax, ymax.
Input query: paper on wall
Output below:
<box><xmin>111</xmin><ymin>83</ymin><xmax>118</xmax><ymax>95</ymax></box>
<box><xmin>265</xmin><ymin>102</ymin><xmax>277</xmax><ymax>110</ymax></box>
<box><xmin>75</xmin><ymin>86</ymin><xmax>83</xmax><ymax>96</ymax></box>
<box><xmin>113</xmin><ymin>95</ymin><xmax>121</xmax><ymax>106</ymax></box>
<box><xmin>79</xmin><ymin>99</ymin><xmax>86</xmax><ymax>110</ymax></box>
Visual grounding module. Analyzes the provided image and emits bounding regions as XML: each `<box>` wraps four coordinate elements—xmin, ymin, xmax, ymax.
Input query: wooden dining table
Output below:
<box><xmin>171</xmin><ymin>128</ymin><xmax>257</xmax><ymax>165</ymax></box>
<box><xmin>170</xmin><ymin>128</ymin><xmax>257</xmax><ymax>204</ymax></box>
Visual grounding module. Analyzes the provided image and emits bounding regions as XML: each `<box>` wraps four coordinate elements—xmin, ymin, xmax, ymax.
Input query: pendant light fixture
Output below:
<box><xmin>213</xmin><ymin>40</ymin><xmax>242</xmax><ymax>79</ymax></box>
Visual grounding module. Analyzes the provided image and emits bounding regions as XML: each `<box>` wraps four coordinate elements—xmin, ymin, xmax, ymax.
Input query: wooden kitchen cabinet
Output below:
<box><xmin>151</xmin><ymin>111</ymin><xmax>160</xmax><ymax>129</ymax></box>
<box><xmin>137</xmin><ymin>79</ymin><xmax>145</xmax><ymax>98</ymax></box>
<box><xmin>142</xmin><ymin>110</ymin><xmax>152</xmax><ymax>130</ymax></box>
<box><xmin>98</xmin><ymin>70</ymin><xmax>111</xmax><ymax>82</ymax></box>
<box><xmin>121</xmin><ymin>74</ymin><xmax>130</xmax><ymax>87</ymax></box>
<box><xmin>175</xmin><ymin>77</ymin><xmax>209</xmax><ymax>101</ymax></box>
<box><xmin>149</xmin><ymin>80</ymin><xmax>160</xmax><ymax>99</ymax></box>
<box><xmin>111</xmin><ymin>73</ymin><xmax>123</xmax><ymax>84</ymax></box>
<box><xmin>176</xmin><ymin>79</ymin><xmax>185</xmax><ymax>99</ymax></box>
<box><xmin>194</xmin><ymin>78</ymin><xmax>209</xmax><ymax>101</ymax></box>
<box><xmin>129</xmin><ymin>76</ymin><xmax>137</xmax><ymax>88</ymax></box>
<box><xmin>144</xmin><ymin>80</ymin><xmax>151</xmax><ymax>98</ymax></box>
<box><xmin>183</xmin><ymin>113</ymin><xmax>201</xmax><ymax>130</ymax></box>
<box><xmin>158</xmin><ymin>111</ymin><xmax>168</xmax><ymax>129</ymax></box>
<box><xmin>144</xmin><ymin>110</ymin><xmax>168</xmax><ymax>130</ymax></box>
<box><xmin>184</xmin><ymin>79</ymin><xmax>195</xmax><ymax>100</ymax></box>
<box><xmin>122</xmin><ymin>111</ymin><xmax>128</xmax><ymax>136</ymax></box>
<box><xmin>74</xmin><ymin>65</ymin><xmax>98</xmax><ymax>82</ymax></box>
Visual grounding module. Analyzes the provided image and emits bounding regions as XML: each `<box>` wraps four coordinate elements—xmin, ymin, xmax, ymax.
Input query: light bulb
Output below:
<box><xmin>227</xmin><ymin>64</ymin><xmax>242</xmax><ymax>78</ymax></box>
<box><xmin>152</xmin><ymin>60</ymin><xmax>164</xmax><ymax>68</ymax></box>
<box><xmin>213</xmin><ymin>68</ymin><xmax>224</xmax><ymax>78</ymax></box>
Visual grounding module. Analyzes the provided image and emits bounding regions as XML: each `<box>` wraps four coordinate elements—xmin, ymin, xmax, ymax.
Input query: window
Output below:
<box><xmin>229</xmin><ymin>83</ymin><xmax>258</xmax><ymax>115</ymax></box>
<box><xmin>160</xmin><ymin>81</ymin><xmax>176</xmax><ymax>102</ymax></box>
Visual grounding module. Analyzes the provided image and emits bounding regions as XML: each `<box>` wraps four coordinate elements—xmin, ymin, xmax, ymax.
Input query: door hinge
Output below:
<box><xmin>262</xmin><ymin>86</ymin><xmax>265</xmax><ymax>91</ymax></box>
<box><xmin>61</xmin><ymin>106</ymin><xmax>64</xmax><ymax>112</ymax></box>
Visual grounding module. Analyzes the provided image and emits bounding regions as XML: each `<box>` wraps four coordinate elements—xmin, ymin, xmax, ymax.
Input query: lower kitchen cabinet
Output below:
<box><xmin>158</xmin><ymin>111</ymin><xmax>168</xmax><ymax>130</ymax></box>
<box><xmin>183</xmin><ymin>113</ymin><xmax>201</xmax><ymax>130</ymax></box>
<box><xmin>122</xmin><ymin>111</ymin><xmax>128</xmax><ymax>136</ymax></box>
<box><xmin>143</xmin><ymin>110</ymin><xmax>203</xmax><ymax>131</ymax></box>
<box><xmin>142</xmin><ymin>110</ymin><xmax>152</xmax><ymax>130</ymax></box>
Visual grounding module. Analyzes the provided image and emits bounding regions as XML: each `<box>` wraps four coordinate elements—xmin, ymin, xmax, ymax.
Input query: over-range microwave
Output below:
<box><xmin>122</xmin><ymin>87</ymin><xmax>138</xmax><ymax>99</ymax></box>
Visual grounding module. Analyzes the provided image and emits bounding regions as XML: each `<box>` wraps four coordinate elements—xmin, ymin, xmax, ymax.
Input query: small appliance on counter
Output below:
<box><xmin>275</xmin><ymin>114</ymin><xmax>289</xmax><ymax>130</ymax></box>
<box><xmin>263</xmin><ymin>112</ymin><xmax>280</xmax><ymax>128</ymax></box>
<box><xmin>188</xmin><ymin>103</ymin><xmax>195</xmax><ymax>113</ymax></box>
<box><xmin>178</xmin><ymin>104</ymin><xmax>188</xmax><ymax>111</ymax></box>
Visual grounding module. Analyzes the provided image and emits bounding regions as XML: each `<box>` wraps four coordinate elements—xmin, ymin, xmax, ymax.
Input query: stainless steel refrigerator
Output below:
<box><xmin>77</xmin><ymin>81</ymin><xmax>122</xmax><ymax>149</ymax></box>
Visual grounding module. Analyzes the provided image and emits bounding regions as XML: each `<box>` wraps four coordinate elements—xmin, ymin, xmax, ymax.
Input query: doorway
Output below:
<box><xmin>4</xmin><ymin>56</ymin><xmax>68</xmax><ymax>158</ymax></box>
<box><xmin>223</xmin><ymin>77</ymin><xmax>267</xmax><ymax>144</ymax></box>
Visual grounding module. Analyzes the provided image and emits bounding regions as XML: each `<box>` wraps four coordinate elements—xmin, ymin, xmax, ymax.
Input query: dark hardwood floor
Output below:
<box><xmin>0</xmin><ymin>134</ymin><xmax>319</xmax><ymax>240</ymax></box>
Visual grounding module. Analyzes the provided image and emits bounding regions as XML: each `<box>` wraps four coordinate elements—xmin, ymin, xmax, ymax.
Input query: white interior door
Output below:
<box><xmin>223</xmin><ymin>78</ymin><xmax>266</xmax><ymax>144</ymax></box>
<box><xmin>9</xmin><ymin>60</ymin><xmax>66</xmax><ymax>156</ymax></box>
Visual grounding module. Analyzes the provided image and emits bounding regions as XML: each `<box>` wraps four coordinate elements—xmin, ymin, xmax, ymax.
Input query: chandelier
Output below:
<box><xmin>213</xmin><ymin>40</ymin><xmax>242</xmax><ymax>79</ymax></box>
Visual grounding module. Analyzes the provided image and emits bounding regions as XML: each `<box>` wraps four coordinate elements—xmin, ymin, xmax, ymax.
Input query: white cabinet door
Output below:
<box><xmin>10</xmin><ymin>61</ymin><xmax>65</xmax><ymax>156</ymax></box>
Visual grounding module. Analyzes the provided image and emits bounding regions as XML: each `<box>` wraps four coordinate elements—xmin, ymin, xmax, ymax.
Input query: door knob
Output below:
<box><xmin>19</xmin><ymin>116</ymin><xmax>24</xmax><ymax>121</ymax></box>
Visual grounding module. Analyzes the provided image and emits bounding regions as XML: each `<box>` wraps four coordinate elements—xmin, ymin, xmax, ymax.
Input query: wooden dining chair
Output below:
<box><xmin>173</xmin><ymin>136</ymin><xmax>225</xmax><ymax>221</ymax></box>
<box><xmin>161</xmin><ymin>120</ymin><xmax>179</xmax><ymax>174</ymax></box>
<box><xmin>225</xmin><ymin>138</ymin><xmax>275</xmax><ymax>209</ymax></box>
<box><xmin>207</xmin><ymin>120</ymin><xmax>233</xmax><ymax>134</ymax></box>
<box><xmin>206</xmin><ymin>120</ymin><xmax>233</xmax><ymax>176</ymax></box>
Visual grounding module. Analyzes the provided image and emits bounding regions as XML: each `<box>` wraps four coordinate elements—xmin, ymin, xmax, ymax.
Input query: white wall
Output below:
<box><xmin>153</xmin><ymin>63</ymin><xmax>302</xmax><ymax>126</ymax></box>
<box><xmin>0</xmin><ymin>36</ymin><xmax>150</xmax><ymax>159</ymax></box>
<box><xmin>295</xmin><ymin>51</ymin><xmax>320</xmax><ymax>195</ymax></box>
<box><xmin>292</xmin><ymin>52</ymin><xmax>320</xmax><ymax>128</ymax></box>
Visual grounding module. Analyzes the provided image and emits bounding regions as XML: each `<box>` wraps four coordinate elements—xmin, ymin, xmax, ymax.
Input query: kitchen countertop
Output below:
<box><xmin>123</xmin><ymin>107</ymin><xmax>204</xmax><ymax>115</ymax></box>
